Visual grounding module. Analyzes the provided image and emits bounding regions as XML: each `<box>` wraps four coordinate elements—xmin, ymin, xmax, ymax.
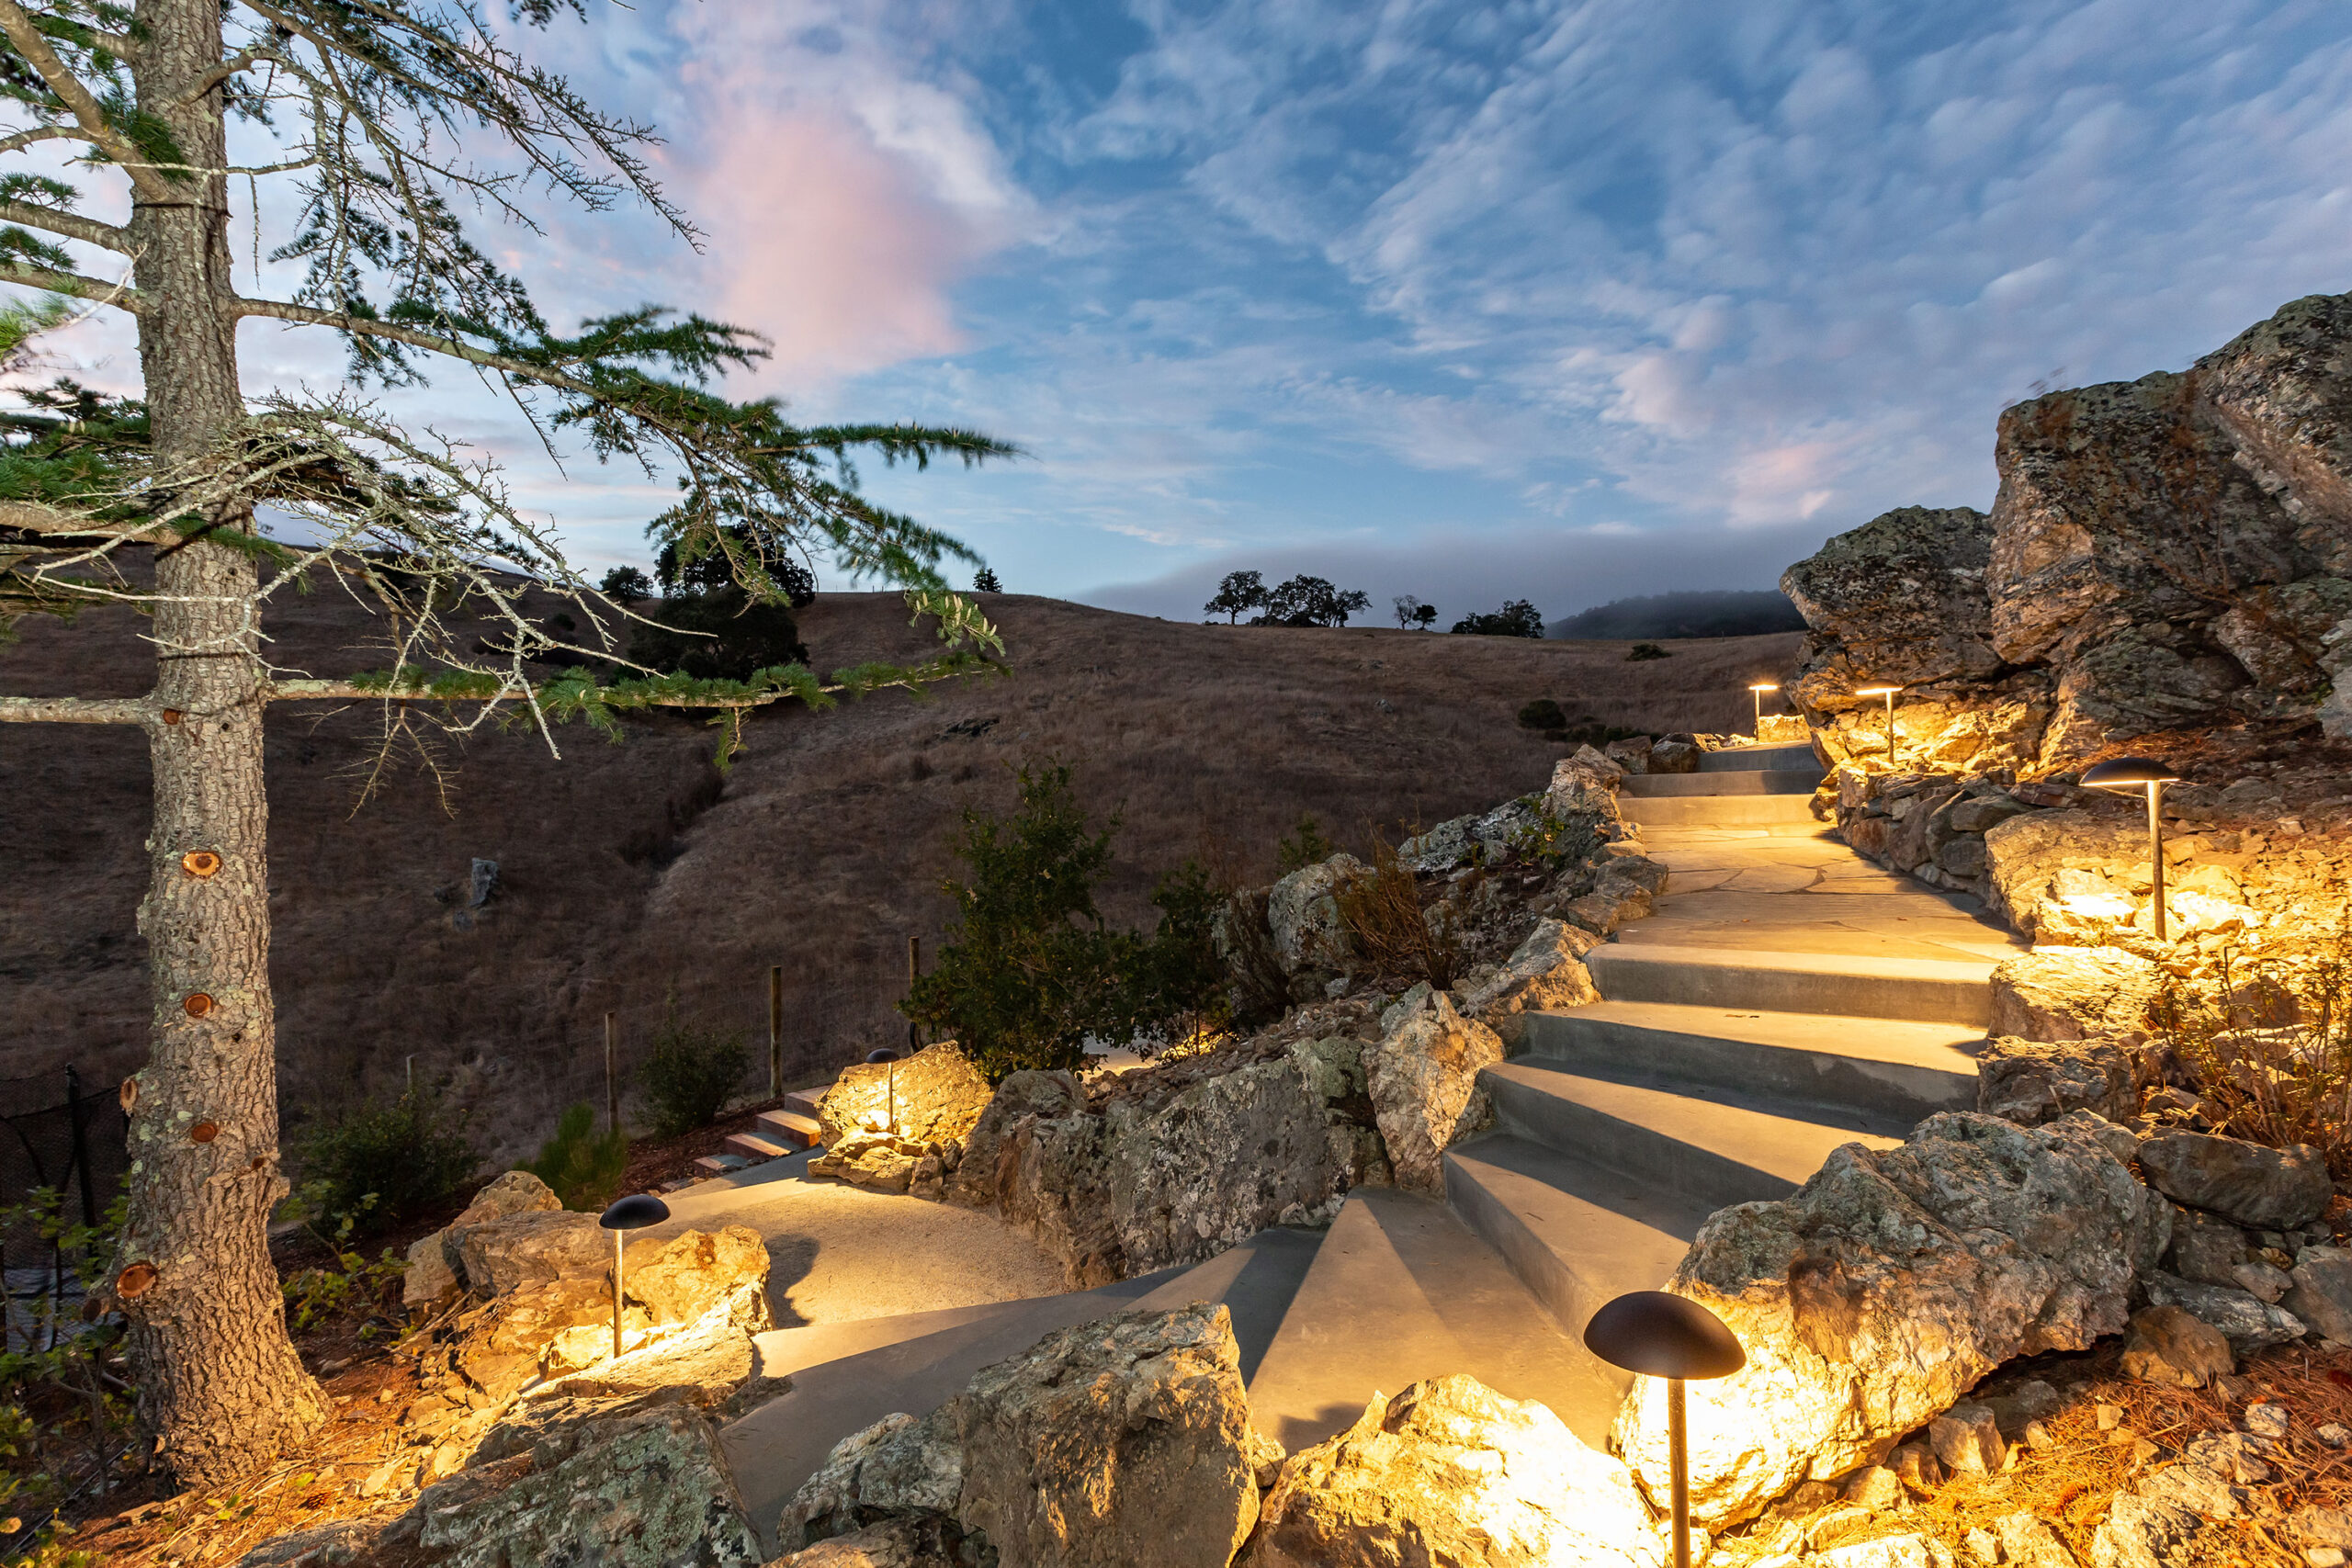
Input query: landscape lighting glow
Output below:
<box><xmin>1853</xmin><ymin>685</ymin><xmax>1902</xmax><ymax>766</ymax></box>
<box><xmin>598</xmin><ymin>1192</ymin><xmax>671</xmax><ymax>1361</ymax></box>
<box><xmin>1586</xmin><ymin>1292</ymin><xmax>1745</xmax><ymax>1568</ymax></box>
<box><xmin>1747</xmin><ymin>682</ymin><xmax>1779</xmax><ymax>732</ymax></box>
<box><xmin>2081</xmin><ymin>756</ymin><xmax>2182</xmax><ymax>943</ymax></box>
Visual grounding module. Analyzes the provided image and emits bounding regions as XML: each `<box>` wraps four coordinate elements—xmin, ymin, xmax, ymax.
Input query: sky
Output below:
<box><xmin>22</xmin><ymin>0</ymin><xmax>2352</xmax><ymax>626</ymax></box>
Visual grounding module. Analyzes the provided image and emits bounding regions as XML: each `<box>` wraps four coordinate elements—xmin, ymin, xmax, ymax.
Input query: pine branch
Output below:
<box><xmin>0</xmin><ymin>258</ymin><xmax>139</xmax><ymax>308</ymax></box>
<box><xmin>0</xmin><ymin>196</ymin><xmax>127</xmax><ymax>251</ymax></box>
<box><xmin>0</xmin><ymin>0</ymin><xmax>171</xmax><ymax>202</ymax></box>
<box><xmin>0</xmin><ymin>694</ymin><xmax>145</xmax><ymax>723</ymax></box>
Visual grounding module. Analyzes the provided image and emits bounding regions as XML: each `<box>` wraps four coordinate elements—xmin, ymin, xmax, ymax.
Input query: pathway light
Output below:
<box><xmin>2081</xmin><ymin>755</ymin><xmax>2180</xmax><ymax>942</ymax></box>
<box><xmin>1586</xmin><ymin>1291</ymin><xmax>1745</xmax><ymax>1568</ymax></box>
<box><xmin>598</xmin><ymin>1191</ymin><xmax>671</xmax><ymax>1361</ymax></box>
<box><xmin>1747</xmin><ymin>682</ymin><xmax>1778</xmax><ymax>736</ymax></box>
<box><xmin>865</xmin><ymin>1047</ymin><xmax>900</xmax><ymax>1134</ymax></box>
<box><xmin>1854</xmin><ymin>684</ymin><xmax>1901</xmax><ymax>766</ymax></box>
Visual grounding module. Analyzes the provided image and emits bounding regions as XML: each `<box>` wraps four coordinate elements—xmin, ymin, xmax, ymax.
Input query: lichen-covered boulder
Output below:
<box><xmin>1976</xmin><ymin>1036</ymin><xmax>2138</xmax><ymax>1125</ymax></box>
<box><xmin>1612</xmin><ymin>1111</ymin><xmax>2169</xmax><ymax>1527</ymax></box>
<box><xmin>810</xmin><ymin>1131</ymin><xmax>945</xmax><ymax>1195</ymax></box>
<box><xmin>2088</xmin><ymin>1431</ymin><xmax>2254</xmax><ymax>1567</ymax></box>
<box><xmin>1365</xmin><ymin>988</ymin><xmax>1505</xmax><ymax>1194</ymax></box>
<box><xmin>2141</xmin><ymin>1272</ymin><xmax>2306</xmax><ymax>1349</ymax></box>
<box><xmin>2285</xmin><ymin>1246</ymin><xmax>2352</xmax><ymax>1342</ymax></box>
<box><xmin>1780</xmin><ymin>505</ymin><xmax>2005</xmax><ymax>715</ymax></box>
<box><xmin>455</xmin><ymin>1209</ymin><xmax>606</xmax><ymax>1297</ymax></box>
<box><xmin>537</xmin><ymin>1280</ymin><xmax>770</xmax><ymax>1399</ymax></box>
<box><xmin>1267</xmin><ymin>854</ymin><xmax>1370</xmax><ymax>976</ymax></box>
<box><xmin>942</xmin><ymin>1070</ymin><xmax>1086</xmax><ymax>1211</ymax></box>
<box><xmin>818</xmin><ymin>1042</ymin><xmax>993</xmax><ymax>1146</ymax></box>
<box><xmin>410</xmin><ymin>1394</ymin><xmax>762</xmax><ymax>1568</ymax></box>
<box><xmin>1981</xmin><ymin>815</ymin><xmax>2157</xmax><ymax>943</ymax></box>
<box><xmin>2135</xmin><ymin>1130</ymin><xmax>2334</xmax><ymax>1229</ymax></box>
<box><xmin>404</xmin><ymin>1170</ymin><xmax>563</xmax><ymax>1307</ymax></box>
<box><xmin>1244</xmin><ymin>1375</ymin><xmax>1666</xmax><ymax>1568</ymax></box>
<box><xmin>1984</xmin><ymin>945</ymin><xmax>2161</xmax><ymax>1043</ymax></box>
<box><xmin>955</xmin><ymin>1303</ymin><xmax>1259</xmax><ymax>1568</ymax></box>
<box><xmin>620</xmin><ymin>1225</ymin><xmax>769</xmax><ymax>1325</ymax></box>
<box><xmin>1458</xmin><ymin>919</ymin><xmax>1600</xmax><ymax>1049</ymax></box>
<box><xmin>778</xmin><ymin>1406</ymin><xmax>964</xmax><ymax>1555</ymax></box>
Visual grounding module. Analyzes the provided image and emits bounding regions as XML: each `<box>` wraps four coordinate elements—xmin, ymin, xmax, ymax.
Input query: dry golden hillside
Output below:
<box><xmin>2</xmin><ymin>587</ymin><xmax>1799</xmax><ymax>1162</ymax></box>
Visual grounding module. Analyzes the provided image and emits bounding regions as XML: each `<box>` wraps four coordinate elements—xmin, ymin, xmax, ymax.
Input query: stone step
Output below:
<box><xmin>1621</xmin><ymin>769</ymin><xmax>1822</xmax><ymax>797</ymax></box>
<box><xmin>721</xmin><ymin>1231</ymin><xmax>1322</xmax><ymax>1558</ymax></box>
<box><xmin>1699</xmin><ymin>742</ymin><xmax>1819</xmax><ymax>773</ymax></box>
<box><xmin>1442</xmin><ymin>1134</ymin><xmax>1713</xmax><ymax>1384</ymax></box>
<box><xmin>693</xmin><ymin>1153</ymin><xmax>749</xmax><ymax>1175</ymax></box>
<box><xmin>1478</xmin><ymin>1060</ymin><xmax>1901</xmax><ymax>1211</ymax></box>
<box><xmin>726</xmin><ymin>1132</ymin><xmax>793</xmax><ymax>1161</ymax></box>
<box><xmin>1521</xmin><ymin>1001</ymin><xmax>1983</xmax><ymax>1129</ymax></box>
<box><xmin>756</xmin><ymin>1109</ymin><xmax>824</xmax><ymax>1149</ymax></box>
<box><xmin>1246</xmin><ymin>1188</ymin><xmax>1627</xmax><ymax>1453</ymax></box>
<box><xmin>1584</xmin><ymin>942</ymin><xmax>1994</xmax><ymax>1026</ymax></box>
<box><xmin>1619</xmin><ymin>794</ymin><xmax>1820</xmax><ymax>827</ymax></box>
<box><xmin>785</xmin><ymin>1088</ymin><xmax>827</xmax><ymax>1119</ymax></box>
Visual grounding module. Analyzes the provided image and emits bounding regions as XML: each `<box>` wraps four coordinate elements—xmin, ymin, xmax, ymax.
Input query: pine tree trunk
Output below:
<box><xmin>112</xmin><ymin>0</ymin><xmax>324</xmax><ymax>1488</ymax></box>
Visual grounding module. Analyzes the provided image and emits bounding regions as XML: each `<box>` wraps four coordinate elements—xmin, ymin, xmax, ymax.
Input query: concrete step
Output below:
<box><xmin>1620</xmin><ymin>794</ymin><xmax>1820</xmax><ymax>826</ymax></box>
<box><xmin>723</xmin><ymin>1230</ymin><xmax>1323</xmax><ymax>1558</ymax></box>
<box><xmin>725</xmin><ymin>1132</ymin><xmax>792</xmax><ymax>1161</ymax></box>
<box><xmin>785</xmin><ymin>1089</ymin><xmax>826</xmax><ymax>1119</ymax></box>
<box><xmin>1700</xmin><ymin>742</ymin><xmax>1819</xmax><ymax>773</ymax></box>
<box><xmin>1246</xmin><ymin>1189</ymin><xmax>1627</xmax><ymax>1452</ymax></box>
<box><xmin>1585</xmin><ymin>942</ymin><xmax>1993</xmax><ymax>1026</ymax></box>
<box><xmin>756</xmin><ymin>1109</ymin><xmax>823</xmax><ymax>1149</ymax></box>
<box><xmin>1521</xmin><ymin>1001</ymin><xmax>1983</xmax><ymax>1128</ymax></box>
<box><xmin>1621</xmin><ymin>769</ymin><xmax>1822</xmax><ymax>797</ymax></box>
<box><xmin>693</xmin><ymin>1153</ymin><xmax>749</xmax><ymax>1175</ymax></box>
<box><xmin>1478</xmin><ymin>1059</ymin><xmax>1900</xmax><ymax>1211</ymax></box>
<box><xmin>1442</xmin><ymin>1134</ymin><xmax>1713</xmax><ymax>1382</ymax></box>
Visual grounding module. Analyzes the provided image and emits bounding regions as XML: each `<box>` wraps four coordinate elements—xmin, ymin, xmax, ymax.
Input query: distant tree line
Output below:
<box><xmin>1204</xmin><ymin>570</ymin><xmax>1374</xmax><ymax>626</ymax></box>
<box><xmin>1551</xmin><ymin>590</ymin><xmax>1804</xmax><ymax>639</ymax></box>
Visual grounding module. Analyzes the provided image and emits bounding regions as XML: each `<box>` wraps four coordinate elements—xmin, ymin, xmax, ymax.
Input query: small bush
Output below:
<box><xmin>642</xmin><ymin>1012</ymin><xmax>751</xmax><ymax>1138</ymax></box>
<box><xmin>1517</xmin><ymin>697</ymin><xmax>1566</xmax><ymax>730</ymax></box>
<box><xmin>1275</xmin><ymin>815</ymin><xmax>1336</xmax><ymax>874</ymax></box>
<box><xmin>1626</xmin><ymin>642</ymin><xmax>1671</xmax><ymax>660</ymax></box>
<box><xmin>530</xmin><ymin>1103</ymin><xmax>629</xmax><ymax>1211</ymax></box>
<box><xmin>1337</xmin><ymin>833</ymin><xmax>1464</xmax><ymax>990</ymax></box>
<box><xmin>291</xmin><ymin>1092</ymin><xmax>479</xmax><ymax>1235</ymax></box>
<box><xmin>1119</xmin><ymin>859</ymin><xmax>1237</xmax><ymax>1054</ymax></box>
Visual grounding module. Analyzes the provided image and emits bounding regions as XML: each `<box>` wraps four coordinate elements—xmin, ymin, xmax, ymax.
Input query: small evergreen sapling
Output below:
<box><xmin>530</xmin><ymin>1105</ymin><xmax>630</xmax><ymax>1213</ymax></box>
<box><xmin>973</xmin><ymin>566</ymin><xmax>1004</xmax><ymax>593</ymax></box>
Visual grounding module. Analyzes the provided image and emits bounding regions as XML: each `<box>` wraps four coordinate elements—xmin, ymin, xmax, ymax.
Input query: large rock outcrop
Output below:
<box><xmin>1611</xmin><ymin>1111</ymin><xmax>2169</xmax><ymax>1527</ymax></box>
<box><xmin>403</xmin><ymin>1170</ymin><xmax>564</xmax><ymax>1308</ymax></box>
<box><xmin>1245</xmin><ymin>1375</ymin><xmax>1666</xmax><ymax>1568</ymax></box>
<box><xmin>1364</xmin><ymin>987</ymin><xmax>1505</xmax><ymax>1195</ymax></box>
<box><xmin>1781</xmin><ymin>505</ymin><xmax>2006</xmax><ymax>714</ymax></box>
<box><xmin>817</xmin><ymin>1041</ymin><xmax>993</xmax><ymax>1146</ymax></box>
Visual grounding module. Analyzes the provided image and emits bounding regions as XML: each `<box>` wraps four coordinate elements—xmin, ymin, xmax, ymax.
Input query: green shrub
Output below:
<box><xmin>290</xmin><ymin>1092</ymin><xmax>479</xmax><ymax>1235</ymax></box>
<box><xmin>1275</xmin><ymin>814</ymin><xmax>1335</xmax><ymax>874</ymax></box>
<box><xmin>1626</xmin><ymin>642</ymin><xmax>1671</xmax><ymax>660</ymax></box>
<box><xmin>1118</xmin><ymin>859</ymin><xmax>1236</xmax><ymax>1053</ymax></box>
<box><xmin>1516</xmin><ymin>697</ymin><xmax>1566</xmax><ymax>730</ymax></box>
<box><xmin>530</xmin><ymin>1103</ymin><xmax>630</xmax><ymax>1211</ymax></box>
<box><xmin>642</xmin><ymin>1013</ymin><xmax>751</xmax><ymax>1137</ymax></box>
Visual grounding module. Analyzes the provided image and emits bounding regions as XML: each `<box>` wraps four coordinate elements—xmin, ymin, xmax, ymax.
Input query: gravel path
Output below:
<box><xmin>650</xmin><ymin>1156</ymin><xmax>1066</xmax><ymax>1329</ymax></box>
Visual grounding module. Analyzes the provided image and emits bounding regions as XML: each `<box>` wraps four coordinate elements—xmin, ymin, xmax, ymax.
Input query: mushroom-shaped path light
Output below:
<box><xmin>1747</xmin><ymin>682</ymin><xmax>1779</xmax><ymax>736</ymax></box>
<box><xmin>865</xmin><ymin>1047</ymin><xmax>901</xmax><ymax>1134</ymax></box>
<box><xmin>1586</xmin><ymin>1292</ymin><xmax>1746</xmax><ymax>1568</ymax></box>
<box><xmin>2081</xmin><ymin>755</ymin><xmax>2181</xmax><ymax>943</ymax></box>
<box><xmin>598</xmin><ymin>1192</ymin><xmax>671</xmax><ymax>1361</ymax></box>
<box><xmin>1853</xmin><ymin>684</ymin><xmax>1902</xmax><ymax>766</ymax></box>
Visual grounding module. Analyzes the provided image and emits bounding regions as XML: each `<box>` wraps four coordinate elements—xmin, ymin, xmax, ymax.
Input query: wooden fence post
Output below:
<box><xmin>768</xmin><ymin>964</ymin><xmax>784</xmax><ymax>1100</ymax></box>
<box><xmin>907</xmin><ymin>935</ymin><xmax>922</xmax><ymax>1050</ymax></box>
<box><xmin>604</xmin><ymin>1010</ymin><xmax>619</xmax><ymax>1135</ymax></box>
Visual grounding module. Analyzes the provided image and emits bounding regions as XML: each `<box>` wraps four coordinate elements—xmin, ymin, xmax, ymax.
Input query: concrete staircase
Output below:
<box><xmin>701</xmin><ymin>1089</ymin><xmax>827</xmax><ymax>1174</ymax></box>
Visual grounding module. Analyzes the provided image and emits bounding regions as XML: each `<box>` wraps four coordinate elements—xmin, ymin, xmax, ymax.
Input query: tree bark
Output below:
<box><xmin>112</xmin><ymin>0</ymin><xmax>324</xmax><ymax>1489</ymax></box>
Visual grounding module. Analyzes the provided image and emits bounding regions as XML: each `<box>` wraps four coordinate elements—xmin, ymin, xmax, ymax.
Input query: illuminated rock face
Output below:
<box><xmin>1246</xmin><ymin>1375</ymin><xmax>1666</xmax><ymax>1568</ymax></box>
<box><xmin>1457</xmin><ymin>918</ymin><xmax>1601</xmax><ymax>1051</ymax></box>
<box><xmin>1364</xmin><ymin>988</ymin><xmax>1505</xmax><ymax>1195</ymax></box>
<box><xmin>817</xmin><ymin>1041</ymin><xmax>992</xmax><ymax>1145</ymax></box>
<box><xmin>1611</xmin><ymin>1111</ymin><xmax>2169</xmax><ymax>1529</ymax></box>
<box><xmin>1983</xmin><ymin>945</ymin><xmax>2162</xmax><ymax>1043</ymax></box>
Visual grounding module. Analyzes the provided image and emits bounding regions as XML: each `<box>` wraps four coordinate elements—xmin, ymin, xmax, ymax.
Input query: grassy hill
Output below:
<box><xmin>2</xmin><ymin>589</ymin><xmax>1800</xmax><ymax>1162</ymax></box>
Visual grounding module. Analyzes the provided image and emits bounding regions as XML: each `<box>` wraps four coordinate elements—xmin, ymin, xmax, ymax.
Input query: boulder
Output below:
<box><xmin>1364</xmin><ymin>989</ymin><xmax>1505</xmax><ymax>1194</ymax></box>
<box><xmin>1457</xmin><ymin>919</ymin><xmax>1600</xmax><ymax>1049</ymax></box>
<box><xmin>767</xmin><ymin>1520</ymin><xmax>963</xmax><ymax>1568</ymax></box>
<box><xmin>1994</xmin><ymin>1512</ymin><xmax>2081</xmax><ymax>1568</ymax></box>
<box><xmin>1544</xmin><ymin>754</ymin><xmax>1624</xmax><ymax>822</ymax></box>
<box><xmin>1780</xmin><ymin>505</ymin><xmax>2004</xmax><ymax>714</ymax></box>
<box><xmin>809</xmin><ymin>1131</ymin><xmax>933</xmax><ymax>1194</ymax></box>
<box><xmin>537</xmin><ymin>1280</ymin><xmax>769</xmax><ymax>1400</ymax></box>
<box><xmin>817</xmin><ymin>1042</ymin><xmax>993</xmax><ymax>1146</ymax></box>
<box><xmin>1244</xmin><ymin>1374</ymin><xmax>1667</xmax><ymax>1568</ymax></box>
<box><xmin>2142</xmin><ymin>1272</ymin><xmax>2306</xmax><ymax>1348</ymax></box>
<box><xmin>1928</xmin><ymin>1404</ymin><xmax>2005</xmax><ymax>1474</ymax></box>
<box><xmin>1267</xmin><ymin>855</ymin><xmax>1370</xmax><ymax>976</ymax></box>
<box><xmin>955</xmin><ymin>1303</ymin><xmax>1259</xmax><ymax>1568</ymax></box>
<box><xmin>454</xmin><ymin>1210</ymin><xmax>605</xmax><ymax>1298</ymax></box>
<box><xmin>944</xmin><ymin>1070</ymin><xmax>1086</xmax><ymax>1210</ymax></box>
<box><xmin>1396</xmin><ymin>815</ymin><xmax>1479</xmax><ymax>874</ymax></box>
<box><xmin>779</xmin><ymin>1407</ymin><xmax>964</xmax><ymax>1554</ymax></box>
<box><xmin>1984</xmin><ymin>946</ymin><xmax>2161</xmax><ymax>1043</ymax></box>
<box><xmin>619</xmin><ymin>1225</ymin><xmax>769</xmax><ymax>1325</ymax></box>
<box><xmin>410</xmin><ymin>1395</ymin><xmax>762</xmax><ymax>1568</ymax></box>
<box><xmin>1611</xmin><ymin>1111</ymin><xmax>2169</xmax><ymax>1527</ymax></box>
<box><xmin>1648</xmin><ymin>739</ymin><xmax>1701</xmax><ymax>773</ymax></box>
<box><xmin>404</xmin><ymin>1170</ymin><xmax>562</xmax><ymax>1308</ymax></box>
<box><xmin>2120</xmin><ymin>1305</ymin><xmax>2233</xmax><ymax>1387</ymax></box>
<box><xmin>2087</xmin><ymin>1431</ymin><xmax>2251</xmax><ymax>1567</ymax></box>
<box><xmin>1981</xmin><ymin>817</ymin><xmax>2160</xmax><ymax>943</ymax></box>
<box><xmin>1976</xmin><ymin>1036</ymin><xmax>2138</xmax><ymax>1125</ymax></box>
<box><xmin>2285</xmin><ymin>1246</ymin><xmax>2352</xmax><ymax>1342</ymax></box>
<box><xmin>2164</xmin><ymin>1208</ymin><xmax>2251</xmax><ymax>1287</ymax></box>
<box><xmin>2135</xmin><ymin>1131</ymin><xmax>2334</xmax><ymax>1229</ymax></box>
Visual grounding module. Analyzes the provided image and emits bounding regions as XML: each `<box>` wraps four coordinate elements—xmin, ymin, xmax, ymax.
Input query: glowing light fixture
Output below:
<box><xmin>1586</xmin><ymin>1291</ymin><xmax>1745</xmax><ymax>1568</ymax></box>
<box><xmin>2081</xmin><ymin>755</ymin><xmax>2181</xmax><ymax>942</ymax></box>
<box><xmin>598</xmin><ymin>1191</ymin><xmax>671</xmax><ymax>1361</ymax></box>
<box><xmin>1853</xmin><ymin>684</ymin><xmax>1902</xmax><ymax>765</ymax></box>
<box><xmin>865</xmin><ymin>1046</ymin><xmax>901</xmax><ymax>1134</ymax></box>
<box><xmin>1747</xmin><ymin>682</ymin><xmax>1779</xmax><ymax>735</ymax></box>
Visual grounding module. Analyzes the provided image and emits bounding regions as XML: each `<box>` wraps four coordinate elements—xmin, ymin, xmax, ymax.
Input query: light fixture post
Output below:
<box><xmin>2082</xmin><ymin>757</ymin><xmax>2179</xmax><ymax>945</ymax></box>
<box><xmin>1883</xmin><ymin>688</ymin><xmax>1895</xmax><ymax>763</ymax></box>
<box><xmin>2147</xmin><ymin>778</ymin><xmax>2166</xmax><ymax>944</ymax></box>
<box><xmin>1582</xmin><ymin>1291</ymin><xmax>1744</xmax><ymax>1568</ymax></box>
<box><xmin>865</xmin><ymin>1047</ymin><xmax>901</xmax><ymax>1134</ymax></box>
<box><xmin>1668</xmin><ymin>1376</ymin><xmax>1690</xmax><ymax>1568</ymax></box>
<box><xmin>611</xmin><ymin>1227</ymin><xmax>626</xmax><ymax>1361</ymax></box>
<box><xmin>1747</xmin><ymin>682</ymin><xmax>1777</xmax><ymax>737</ymax></box>
<box><xmin>597</xmin><ymin>1192</ymin><xmax>671</xmax><ymax>1364</ymax></box>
